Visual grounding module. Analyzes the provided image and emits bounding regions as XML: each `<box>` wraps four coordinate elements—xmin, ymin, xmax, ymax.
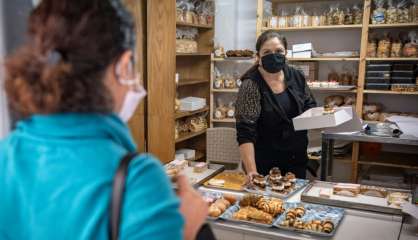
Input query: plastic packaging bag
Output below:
<box><xmin>412</xmin><ymin>0</ymin><xmax>418</xmax><ymax>23</ymax></box>
<box><xmin>367</xmin><ymin>35</ymin><xmax>378</xmax><ymax>57</ymax></box>
<box><xmin>301</xmin><ymin>8</ymin><xmax>311</xmax><ymax>27</ymax></box>
<box><xmin>397</xmin><ymin>0</ymin><xmax>410</xmax><ymax>23</ymax></box>
<box><xmin>278</xmin><ymin>9</ymin><xmax>288</xmax><ymax>28</ymax></box>
<box><xmin>336</xmin><ymin>5</ymin><xmax>345</xmax><ymax>25</ymax></box>
<box><xmin>386</xmin><ymin>0</ymin><xmax>397</xmax><ymax>24</ymax></box>
<box><xmin>353</xmin><ymin>4</ymin><xmax>363</xmax><ymax>24</ymax></box>
<box><xmin>377</xmin><ymin>33</ymin><xmax>391</xmax><ymax>58</ymax></box>
<box><xmin>403</xmin><ymin>31</ymin><xmax>418</xmax><ymax>57</ymax></box>
<box><xmin>293</xmin><ymin>6</ymin><xmax>304</xmax><ymax>28</ymax></box>
<box><xmin>311</xmin><ymin>9</ymin><xmax>321</xmax><ymax>26</ymax></box>
<box><xmin>391</xmin><ymin>35</ymin><xmax>402</xmax><ymax>57</ymax></box>
<box><xmin>344</xmin><ymin>8</ymin><xmax>354</xmax><ymax>25</ymax></box>
<box><xmin>372</xmin><ymin>0</ymin><xmax>386</xmax><ymax>24</ymax></box>
<box><xmin>326</xmin><ymin>5</ymin><xmax>335</xmax><ymax>25</ymax></box>
<box><xmin>176</xmin><ymin>0</ymin><xmax>188</xmax><ymax>22</ymax></box>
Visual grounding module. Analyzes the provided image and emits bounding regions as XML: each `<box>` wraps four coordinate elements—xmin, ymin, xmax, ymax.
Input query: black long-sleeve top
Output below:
<box><xmin>235</xmin><ymin>65</ymin><xmax>317</xmax><ymax>152</ymax></box>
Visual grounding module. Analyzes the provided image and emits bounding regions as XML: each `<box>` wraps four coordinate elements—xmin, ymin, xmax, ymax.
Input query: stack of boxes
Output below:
<box><xmin>365</xmin><ymin>62</ymin><xmax>418</xmax><ymax>91</ymax></box>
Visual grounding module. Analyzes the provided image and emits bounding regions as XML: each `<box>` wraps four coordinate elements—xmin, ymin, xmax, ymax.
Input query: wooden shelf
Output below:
<box><xmin>175</xmin><ymin>129</ymin><xmax>207</xmax><ymax>143</ymax></box>
<box><xmin>190</xmin><ymin>151</ymin><xmax>205</xmax><ymax>161</ymax></box>
<box><xmin>263</xmin><ymin>24</ymin><xmax>362</xmax><ymax>32</ymax></box>
<box><xmin>310</xmin><ymin>88</ymin><xmax>357</xmax><ymax>93</ymax></box>
<box><xmin>364</xmin><ymin>90</ymin><xmax>418</xmax><ymax>95</ymax></box>
<box><xmin>288</xmin><ymin>57</ymin><xmax>360</xmax><ymax>61</ymax></box>
<box><xmin>178</xmin><ymin>79</ymin><xmax>209</xmax><ymax>86</ymax></box>
<box><xmin>212</xmin><ymin>89</ymin><xmax>239</xmax><ymax>93</ymax></box>
<box><xmin>359</xmin><ymin>152</ymin><xmax>418</xmax><ymax>170</ymax></box>
<box><xmin>212</xmin><ymin>118</ymin><xmax>236</xmax><ymax>123</ymax></box>
<box><xmin>368</xmin><ymin>23</ymin><xmax>418</xmax><ymax>29</ymax></box>
<box><xmin>175</xmin><ymin>106</ymin><xmax>209</xmax><ymax>119</ymax></box>
<box><xmin>213</xmin><ymin>57</ymin><xmax>255</xmax><ymax>62</ymax></box>
<box><xmin>176</xmin><ymin>52</ymin><xmax>211</xmax><ymax>56</ymax></box>
<box><xmin>176</xmin><ymin>22</ymin><xmax>213</xmax><ymax>29</ymax></box>
<box><xmin>366</xmin><ymin>57</ymin><xmax>418</xmax><ymax>61</ymax></box>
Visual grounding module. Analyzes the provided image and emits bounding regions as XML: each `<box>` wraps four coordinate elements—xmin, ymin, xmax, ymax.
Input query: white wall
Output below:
<box><xmin>0</xmin><ymin>0</ymin><xmax>10</xmax><ymax>139</ymax></box>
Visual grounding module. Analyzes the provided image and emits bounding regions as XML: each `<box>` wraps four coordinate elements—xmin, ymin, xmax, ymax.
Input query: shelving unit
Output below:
<box><xmin>256</xmin><ymin>0</ymin><xmax>418</xmax><ymax>182</ymax></box>
<box><xmin>175</xmin><ymin>106</ymin><xmax>210</xmax><ymax>119</ymax></box>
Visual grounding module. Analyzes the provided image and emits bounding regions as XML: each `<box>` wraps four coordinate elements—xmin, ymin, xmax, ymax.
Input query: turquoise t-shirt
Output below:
<box><xmin>0</xmin><ymin>113</ymin><xmax>184</xmax><ymax>239</ymax></box>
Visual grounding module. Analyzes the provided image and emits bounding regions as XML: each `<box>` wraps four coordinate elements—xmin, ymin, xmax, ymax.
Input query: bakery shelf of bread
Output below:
<box><xmin>175</xmin><ymin>106</ymin><xmax>210</xmax><ymax>119</ymax></box>
<box><xmin>288</xmin><ymin>57</ymin><xmax>360</xmax><ymax>61</ymax></box>
<box><xmin>368</xmin><ymin>23</ymin><xmax>418</xmax><ymax>29</ymax></box>
<box><xmin>175</xmin><ymin>129</ymin><xmax>207</xmax><ymax>143</ymax></box>
<box><xmin>176</xmin><ymin>21</ymin><xmax>213</xmax><ymax>29</ymax></box>
<box><xmin>263</xmin><ymin>24</ymin><xmax>362</xmax><ymax>32</ymax></box>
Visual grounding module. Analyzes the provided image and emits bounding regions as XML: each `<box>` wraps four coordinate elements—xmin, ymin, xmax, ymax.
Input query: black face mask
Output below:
<box><xmin>261</xmin><ymin>53</ymin><xmax>286</xmax><ymax>74</ymax></box>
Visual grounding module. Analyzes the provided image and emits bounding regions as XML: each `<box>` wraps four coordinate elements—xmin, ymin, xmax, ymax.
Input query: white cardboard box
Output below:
<box><xmin>293</xmin><ymin>106</ymin><xmax>361</xmax><ymax>131</ymax></box>
<box><xmin>176</xmin><ymin>149</ymin><xmax>196</xmax><ymax>160</ymax></box>
<box><xmin>292</xmin><ymin>43</ymin><xmax>313</xmax><ymax>52</ymax></box>
<box><xmin>292</xmin><ymin>50</ymin><xmax>312</xmax><ymax>58</ymax></box>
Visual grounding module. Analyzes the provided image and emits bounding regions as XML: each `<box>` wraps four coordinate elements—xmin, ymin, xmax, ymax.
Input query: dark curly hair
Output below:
<box><xmin>5</xmin><ymin>0</ymin><xmax>135</xmax><ymax>117</ymax></box>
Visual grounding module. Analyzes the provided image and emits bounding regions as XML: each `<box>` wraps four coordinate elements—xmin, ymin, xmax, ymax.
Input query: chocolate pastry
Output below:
<box><xmin>271</xmin><ymin>182</ymin><xmax>285</xmax><ymax>192</ymax></box>
<box><xmin>269</xmin><ymin>167</ymin><xmax>282</xmax><ymax>183</ymax></box>
<box><xmin>240</xmin><ymin>194</ymin><xmax>262</xmax><ymax>207</ymax></box>
<box><xmin>295</xmin><ymin>207</ymin><xmax>305</xmax><ymax>218</ymax></box>
<box><xmin>252</xmin><ymin>174</ymin><xmax>267</xmax><ymax>189</ymax></box>
<box><xmin>322</xmin><ymin>220</ymin><xmax>334</xmax><ymax>233</ymax></box>
<box><xmin>285</xmin><ymin>172</ymin><xmax>296</xmax><ymax>183</ymax></box>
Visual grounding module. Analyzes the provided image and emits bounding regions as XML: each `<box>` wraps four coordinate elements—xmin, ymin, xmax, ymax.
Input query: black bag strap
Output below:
<box><xmin>109</xmin><ymin>152</ymin><xmax>138</xmax><ymax>240</ymax></box>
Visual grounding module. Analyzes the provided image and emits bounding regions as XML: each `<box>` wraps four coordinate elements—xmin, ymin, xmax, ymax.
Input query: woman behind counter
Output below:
<box><xmin>0</xmin><ymin>0</ymin><xmax>207</xmax><ymax>239</ymax></box>
<box><xmin>236</xmin><ymin>30</ymin><xmax>317</xmax><ymax>180</ymax></box>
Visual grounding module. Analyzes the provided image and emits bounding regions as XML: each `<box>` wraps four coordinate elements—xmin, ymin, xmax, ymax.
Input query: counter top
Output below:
<box><xmin>199</xmin><ymin>186</ymin><xmax>417</xmax><ymax>240</ymax></box>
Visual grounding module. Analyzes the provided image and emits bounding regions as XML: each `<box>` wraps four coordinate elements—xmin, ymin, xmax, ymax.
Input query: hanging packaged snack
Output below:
<box><xmin>233</xmin><ymin>71</ymin><xmax>242</xmax><ymax>88</ymax></box>
<box><xmin>402</xmin><ymin>31</ymin><xmax>418</xmax><ymax>57</ymax></box>
<box><xmin>372</xmin><ymin>0</ymin><xmax>386</xmax><ymax>24</ymax></box>
<box><xmin>311</xmin><ymin>10</ymin><xmax>321</xmax><ymax>27</ymax></box>
<box><xmin>377</xmin><ymin>33</ymin><xmax>392</xmax><ymax>58</ymax></box>
<box><xmin>214</xmin><ymin>99</ymin><xmax>228</xmax><ymax>120</ymax></box>
<box><xmin>397</xmin><ymin>0</ymin><xmax>410</xmax><ymax>23</ymax></box>
<box><xmin>278</xmin><ymin>9</ymin><xmax>288</xmax><ymax>28</ymax></box>
<box><xmin>336</xmin><ymin>5</ymin><xmax>345</xmax><ymax>25</ymax></box>
<box><xmin>367</xmin><ymin>35</ymin><xmax>378</xmax><ymax>57</ymax></box>
<box><xmin>353</xmin><ymin>4</ymin><xmax>363</xmax><ymax>24</ymax></box>
<box><xmin>386</xmin><ymin>0</ymin><xmax>397</xmax><ymax>24</ymax></box>
<box><xmin>412</xmin><ymin>0</ymin><xmax>418</xmax><ymax>23</ymax></box>
<box><xmin>226</xmin><ymin>102</ymin><xmax>236</xmax><ymax>119</ymax></box>
<box><xmin>344</xmin><ymin>8</ymin><xmax>354</xmax><ymax>25</ymax></box>
<box><xmin>214</xmin><ymin>67</ymin><xmax>224</xmax><ymax>89</ymax></box>
<box><xmin>293</xmin><ymin>6</ymin><xmax>304</xmax><ymax>28</ymax></box>
<box><xmin>224</xmin><ymin>74</ymin><xmax>237</xmax><ymax>89</ymax></box>
<box><xmin>390</xmin><ymin>35</ymin><xmax>403</xmax><ymax>57</ymax></box>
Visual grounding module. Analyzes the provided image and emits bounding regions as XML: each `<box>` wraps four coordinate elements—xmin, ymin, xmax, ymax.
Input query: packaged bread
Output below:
<box><xmin>367</xmin><ymin>37</ymin><xmax>378</xmax><ymax>57</ymax></box>
<box><xmin>344</xmin><ymin>8</ymin><xmax>354</xmax><ymax>25</ymax></box>
<box><xmin>386</xmin><ymin>0</ymin><xmax>398</xmax><ymax>24</ymax></box>
<box><xmin>353</xmin><ymin>4</ymin><xmax>363</xmax><ymax>24</ymax></box>
<box><xmin>333</xmin><ymin>183</ymin><xmax>361</xmax><ymax>197</ymax></box>
<box><xmin>402</xmin><ymin>32</ymin><xmax>418</xmax><ymax>57</ymax></box>
<box><xmin>377</xmin><ymin>34</ymin><xmax>392</xmax><ymax>58</ymax></box>
<box><xmin>372</xmin><ymin>0</ymin><xmax>386</xmax><ymax>24</ymax></box>
<box><xmin>397</xmin><ymin>0</ymin><xmax>410</xmax><ymax>23</ymax></box>
<box><xmin>390</xmin><ymin>37</ymin><xmax>402</xmax><ymax>57</ymax></box>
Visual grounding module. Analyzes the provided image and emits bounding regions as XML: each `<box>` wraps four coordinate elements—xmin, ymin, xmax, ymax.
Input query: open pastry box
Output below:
<box><xmin>292</xmin><ymin>106</ymin><xmax>353</xmax><ymax>131</ymax></box>
<box><xmin>301</xmin><ymin>181</ymin><xmax>412</xmax><ymax>215</ymax></box>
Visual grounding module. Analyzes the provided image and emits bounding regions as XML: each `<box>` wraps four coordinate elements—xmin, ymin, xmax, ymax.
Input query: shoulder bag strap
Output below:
<box><xmin>109</xmin><ymin>152</ymin><xmax>138</xmax><ymax>240</ymax></box>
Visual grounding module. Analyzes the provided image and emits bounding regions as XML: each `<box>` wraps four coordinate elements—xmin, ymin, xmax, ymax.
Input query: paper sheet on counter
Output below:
<box><xmin>386</xmin><ymin>116</ymin><xmax>418</xmax><ymax>138</ymax></box>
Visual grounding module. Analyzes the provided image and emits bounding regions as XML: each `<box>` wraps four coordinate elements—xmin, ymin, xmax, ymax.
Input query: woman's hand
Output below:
<box><xmin>177</xmin><ymin>175</ymin><xmax>208</xmax><ymax>240</ymax></box>
<box><xmin>246</xmin><ymin>171</ymin><xmax>259</xmax><ymax>184</ymax></box>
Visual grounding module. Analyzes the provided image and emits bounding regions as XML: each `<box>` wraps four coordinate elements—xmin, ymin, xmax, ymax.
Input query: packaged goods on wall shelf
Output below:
<box><xmin>371</xmin><ymin>0</ymin><xmax>417</xmax><ymax>25</ymax></box>
<box><xmin>175</xmin><ymin>113</ymin><xmax>208</xmax><ymax>140</ymax></box>
<box><xmin>213</xmin><ymin>99</ymin><xmax>235</xmax><ymax>121</ymax></box>
<box><xmin>264</xmin><ymin>3</ymin><xmax>363</xmax><ymax>29</ymax></box>
<box><xmin>213</xmin><ymin>66</ymin><xmax>242</xmax><ymax>90</ymax></box>
<box><xmin>365</xmin><ymin>62</ymin><xmax>418</xmax><ymax>92</ymax></box>
<box><xmin>176</xmin><ymin>27</ymin><xmax>198</xmax><ymax>53</ymax></box>
<box><xmin>367</xmin><ymin>31</ymin><xmax>418</xmax><ymax>58</ymax></box>
<box><xmin>176</xmin><ymin>0</ymin><xmax>214</xmax><ymax>26</ymax></box>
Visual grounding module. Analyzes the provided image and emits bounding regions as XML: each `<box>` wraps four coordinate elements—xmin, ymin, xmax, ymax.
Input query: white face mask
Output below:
<box><xmin>116</xmin><ymin>60</ymin><xmax>147</xmax><ymax>122</ymax></box>
<box><xmin>118</xmin><ymin>82</ymin><xmax>147</xmax><ymax>122</ymax></box>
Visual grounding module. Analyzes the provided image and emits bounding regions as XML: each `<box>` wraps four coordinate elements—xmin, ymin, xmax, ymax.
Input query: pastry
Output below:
<box><xmin>286</xmin><ymin>209</ymin><xmax>297</xmax><ymax>220</ymax></box>
<box><xmin>252</xmin><ymin>174</ymin><xmax>267</xmax><ymax>189</ymax></box>
<box><xmin>333</xmin><ymin>183</ymin><xmax>361</xmax><ymax>197</ymax></box>
<box><xmin>323</xmin><ymin>104</ymin><xmax>335</xmax><ymax>115</ymax></box>
<box><xmin>269</xmin><ymin>167</ymin><xmax>282</xmax><ymax>183</ymax></box>
<box><xmin>193</xmin><ymin>162</ymin><xmax>207</xmax><ymax>173</ymax></box>
<box><xmin>324</xmin><ymin>95</ymin><xmax>345</xmax><ymax>107</ymax></box>
<box><xmin>207</xmin><ymin>179</ymin><xmax>225</xmax><ymax>187</ymax></box>
<box><xmin>247</xmin><ymin>209</ymin><xmax>273</xmax><ymax>224</ymax></box>
<box><xmin>319</xmin><ymin>188</ymin><xmax>332</xmax><ymax>198</ymax></box>
<box><xmin>322</xmin><ymin>220</ymin><xmax>334</xmax><ymax>233</ymax></box>
<box><xmin>294</xmin><ymin>207</ymin><xmax>305</xmax><ymax>218</ymax></box>
<box><xmin>271</xmin><ymin>182</ymin><xmax>285</xmax><ymax>192</ymax></box>
<box><xmin>285</xmin><ymin>172</ymin><xmax>296</xmax><ymax>183</ymax></box>
<box><xmin>360</xmin><ymin>185</ymin><xmax>388</xmax><ymax>198</ymax></box>
<box><xmin>213</xmin><ymin>199</ymin><xmax>227</xmax><ymax>212</ymax></box>
<box><xmin>240</xmin><ymin>194</ymin><xmax>262</xmax><ymax>207</ymax></box>
<box><xmin>208</xmin><ymin>205</ymin><xmax>222</xmax><ymax>217</ymax></box>
<box><xmin>294</xmin><ymin>219</ymin><xmax>304</xmax><ymax>229</ymax></box>
<box><xmin>223</xmin><ymin>194</ymin><xmax>237</xmax><ymax>205</ymax></box>
<box><xmin>283</xmin><ymin>180</ymin><xmax>292</xmax><ymax>189</ymax></box>
<box><xmin>256</xmin><ymin>198</ymin><xmax>284</xmax><ymax>216</ymax></box>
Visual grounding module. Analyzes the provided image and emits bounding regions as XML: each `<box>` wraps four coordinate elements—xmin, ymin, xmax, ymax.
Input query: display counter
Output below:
<box><xmin>198</xmin><ymin>186</ymin><xmax>417</xmax><ymax>240</ymax></box>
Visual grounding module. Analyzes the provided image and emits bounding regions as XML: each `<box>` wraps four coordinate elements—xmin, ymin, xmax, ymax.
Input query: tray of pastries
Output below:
<box><xmin>274</xmin><ymin>202</ymin><xmax>345</xmax><ymax>237</ymax></box>
<box><xmin>244</xmin><ymin>168</ymin><xmax>309</xmax><ymax>199</ymax></box>
<box><xmin>220</xmin><ymin>194</ymin><xmax>285</xmax><ymax>227</ymax></box>
<box><xmin>203</xmin><ymin>172</ymin><xmax>246</xmax><ymax>191</ymax></box>
<box><xmin>200</xmin><ymin>190</ymin><xmax>238</xmax><ymax>220</ymax></box>
<box><xmin>301</xmin><ymin>181</ymin><xmax>412</xmax><ymax>215</ymax></box>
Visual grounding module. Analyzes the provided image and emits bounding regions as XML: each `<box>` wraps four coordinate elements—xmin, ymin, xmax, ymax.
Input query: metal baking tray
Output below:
<box><xmin>244</xmin><ymin>179</ymin><xmax>310</xmax><ymax>200</ymax></box>
<box><xmin>219</xmin><ymin>197</ymin><xmax>284</xmax><ymax>228</ymax></box>
<box><xmin>273</xmin><ymin>202</ymin><xmax>345</xmax><ymax>237</ymax></box>
<box><xmin>301</xmin><ymin>181</ymin><xmax>412</xmax><ymax>215</ymax></box>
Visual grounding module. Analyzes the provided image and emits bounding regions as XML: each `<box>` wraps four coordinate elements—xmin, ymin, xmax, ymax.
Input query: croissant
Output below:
<box><xmin>248</xmin><ymin>209</ymin><xmax>273</xmax><ymax>224</ymax></box>
<box><xmin>295</xmin><ymin>207</ymin><xmax>305</xmax><ymax>218</ymax></box>
<box><xmin>286</xmin><ymin>209</ymin><xmax>297</xmax><ymax>220</ymax></box>
<box><xmin>208</xmin><ymin>205</ymin><xmax>222</xmax><ymax>217</ymax></box>
<box><xmin>322</xmin><ymin>220</ymin><xmax>334</xmax><ymax>233</ymax></box>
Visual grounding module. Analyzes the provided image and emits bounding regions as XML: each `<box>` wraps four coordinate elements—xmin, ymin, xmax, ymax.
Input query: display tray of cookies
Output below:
<box><xmin>301</xmin><ymin>181</ymin><xmax>412</xmax><ymax>215</ymax></box>
<box><xmin>199</xmin><ymin>190</ymin><xmax>239</xmax><ymax>220</ymax></box>
<box><xmin>244</xmin><ymin>168</ymin><xmax>310</xmax><ymax>199</ymax></box>
<box><xmin>273</xmin><ymin>202</ymin><xmax>345</xmax><ymax>237</ymax></box>
<box><xmin>203</xmin><ymin>172</ymin><xmax>246</xmax><ymax>191</ymax></box>
<box><xmin>220</xmin><ymin>194</ymin><xmax>286</xmax><ymax>227</ymax></box>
